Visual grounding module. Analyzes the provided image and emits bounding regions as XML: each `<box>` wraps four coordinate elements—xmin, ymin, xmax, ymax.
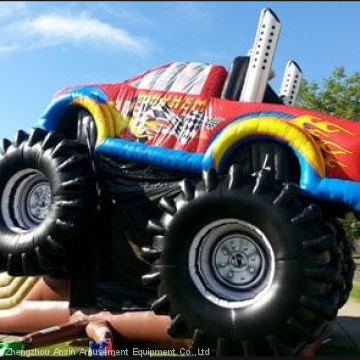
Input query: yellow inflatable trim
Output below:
<box><xmin>0</xmin><ymin>272</ymin><xmax>40</xmax><ymax>310</ymax></box>
<box><xmin>0</xmin><ymin>272</ymin><xmax>13</xmax><ymax>287</ymax></box>
<box><xmin>70</xmin><ymin>97</ymin><xmax>116</xmax><ymax>146</ymax></box>
<box><xmin>211</xmin><ymin>117</ymin><xmax>326</xmax><ymax>177</ymax></box>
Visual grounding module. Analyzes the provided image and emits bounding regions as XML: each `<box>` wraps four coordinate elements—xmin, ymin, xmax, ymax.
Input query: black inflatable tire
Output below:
<box><xmin>0</xmin><ymin>128</ymin><xmax>96</xmax><ymax>276</ymax></box>
<box><xmin>143</xmin><ymin>167</ymin><xmax>342</xmax><ymax>356</ymax></box>
<box><xmin>332</xmin><ymin>221</ymin><xmax>355</xmax><ymax>309</ymax></box>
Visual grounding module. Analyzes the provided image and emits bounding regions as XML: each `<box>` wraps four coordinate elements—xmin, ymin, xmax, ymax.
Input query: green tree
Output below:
<box><xmin>298</xmin><ymin>67</ymin><xmax>360</xmax><ymax>121</ymax></box>
<box><xmin>298</xmin><ymin>67</ymin><xmax>360</xmax><ymax>245</ymax></box>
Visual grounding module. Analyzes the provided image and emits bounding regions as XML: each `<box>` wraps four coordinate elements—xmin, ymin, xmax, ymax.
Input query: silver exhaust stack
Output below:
<box><xmin>279</xmin><ymin>61</ymin><xmax>303</xmax><ymax>106</ymax></box>
<box><xmin>240</xmin><ymin>8</ymin><xmax>282</xmax><ymax>103</ymax></box>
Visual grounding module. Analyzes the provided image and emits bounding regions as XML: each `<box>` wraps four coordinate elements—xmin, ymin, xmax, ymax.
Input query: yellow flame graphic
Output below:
<box><xmin>326</xmin><ymin>158</ymin><xmax>348</xmax><ymax>168</ymax></box>
<box><xmin>292</xmin><ymin>115</ymin><xmax>354</xmax><ymax>169</ymax></box>
<box><xmin>318</xmin><ymin>141</ymin><xmax>352</xmax><ymax>156</ymax></box>
<box><xmin>293</xmin><ymin>115</ymin><xmax>355</xmax><ymax>137</ymax></box>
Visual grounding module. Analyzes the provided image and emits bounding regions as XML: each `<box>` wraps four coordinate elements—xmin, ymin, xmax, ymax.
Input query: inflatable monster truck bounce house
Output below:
<box><xmin>0</xmin><ymin>8</ymin><xmax>356</xmax><ymax>356</ymax></box>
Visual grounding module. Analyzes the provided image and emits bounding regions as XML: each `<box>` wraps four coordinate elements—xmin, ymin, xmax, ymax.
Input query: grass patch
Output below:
<box><xmin>350</xmin><ymin>282</ymin><xmax>360</xmax><ymax>304</ymax></box>
<box><xmin>353</xmin><ymin>254</ymin><xmax>360</xmax><ymax>265</ymax></box>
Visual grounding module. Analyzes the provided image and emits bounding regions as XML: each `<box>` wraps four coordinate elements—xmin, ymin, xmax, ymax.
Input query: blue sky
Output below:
<box><xmin>0</xmin><ymin>1</ymin><xmax>359</xmax><ymax>139</ymax></box>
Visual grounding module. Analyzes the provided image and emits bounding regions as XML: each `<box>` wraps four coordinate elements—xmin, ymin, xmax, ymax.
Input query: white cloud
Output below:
<box><xmin>0</xmin><ymin>1</ymin><xmax>27</xmax><ymax>20</ymax></box>
<box><xmin>0</xmin><ymin>44</ymin><xmax>19</xmax><ymax>54</ymax></box>
<box><xmin>14</xmin><ymin>12</ymin><xmax>151</xmax><ymax>55</ymax></box>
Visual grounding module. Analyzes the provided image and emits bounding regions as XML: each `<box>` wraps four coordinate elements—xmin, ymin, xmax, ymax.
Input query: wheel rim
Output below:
<box><xmin>212</xmin><ymin>234</ymin><xmax>265</xmax><ymax>288</ymax></box>
<box><xmin>1</xmin><ymin>169</ymin><xmax>52</xmax><ymax>233</ymax></box>
<box><xmin>26</xmin><ymin>183</ymin><xmax>51</xmax><ymax>223</ymax></box>
<box><xmin>189</xmin><ymin>219</ymin><xmax>275</xmax><ymax>309</ymax></box>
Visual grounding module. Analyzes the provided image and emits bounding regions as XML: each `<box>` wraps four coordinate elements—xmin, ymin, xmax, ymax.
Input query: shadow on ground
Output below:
<box><xmin>316</xmin><ymin>314</ymin><xmax>360</xmax><ymax>356</ymax></box>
